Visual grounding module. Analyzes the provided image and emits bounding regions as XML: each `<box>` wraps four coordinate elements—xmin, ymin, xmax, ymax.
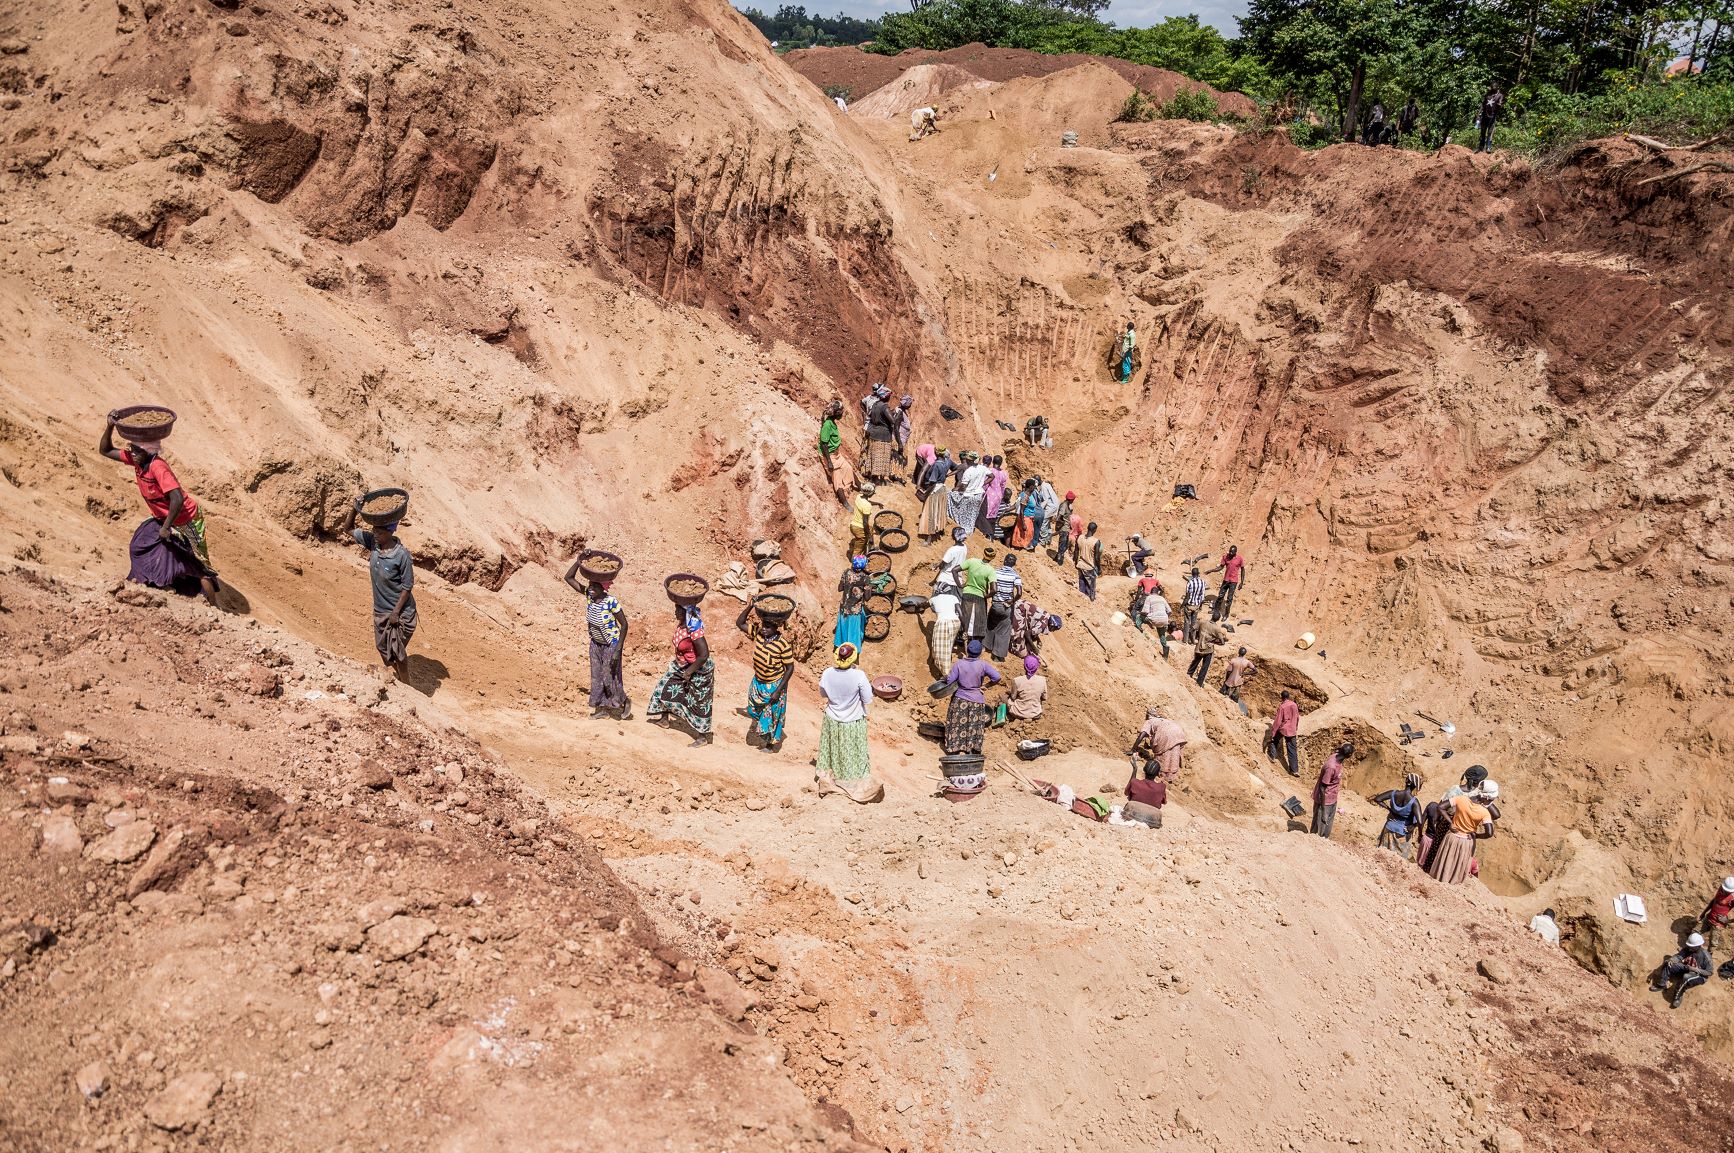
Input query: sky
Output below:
<box><xmin>751</xmin><ymin>0</ymin><xmax>1249</xmax><ymax>37</ymax></box>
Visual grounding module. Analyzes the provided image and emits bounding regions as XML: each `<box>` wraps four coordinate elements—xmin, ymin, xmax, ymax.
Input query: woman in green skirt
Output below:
<box><xmin>815</xmin><ymin>643</ymin><xmax>882</xmax><ymax>803</ymax></box>
<box><xmin>645</xmin><ymin>604</ymin><xmax>713</xmax><ymax>746</ymax></box>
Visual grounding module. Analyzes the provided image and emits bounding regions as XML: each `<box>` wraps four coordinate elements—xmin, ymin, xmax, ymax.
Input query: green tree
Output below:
<box><xmin>1240</xmin><ymin>0</ymin><xmax>1418</xmax><ymax>139</ymax></box>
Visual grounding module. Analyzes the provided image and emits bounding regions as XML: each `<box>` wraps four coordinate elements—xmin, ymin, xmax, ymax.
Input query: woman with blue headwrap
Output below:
<box><xmin>645</xmin><ymin>601</ymin><xmax>713</xmax><ymax>746</ymax></box>
<box><xmin>835</xmin><ymin>555</ymin><xmax>870</xmax><ymax>648</ymax></box>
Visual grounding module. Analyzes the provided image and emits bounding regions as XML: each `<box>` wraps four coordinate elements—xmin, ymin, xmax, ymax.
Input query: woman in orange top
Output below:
<box><xmin>1427</xmin><ymin>782</ymin><xmax>1497</xmax><ymax>885</ymax></box>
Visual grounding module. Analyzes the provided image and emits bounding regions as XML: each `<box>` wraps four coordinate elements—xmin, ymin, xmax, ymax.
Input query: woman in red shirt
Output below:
<box><xmin>100</xmin><ymin>416</ymin><xmax>217</xmax><ymax>604</ymax></box>
<box><xmin>645</xmin><ymin>604</ymin><xmax>713</xmax><ymax>747</ymax></box>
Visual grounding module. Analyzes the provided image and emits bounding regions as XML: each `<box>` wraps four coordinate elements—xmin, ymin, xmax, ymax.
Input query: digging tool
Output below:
<box><xmin>1415</xmin><ymin>710</ymin><xmax>1456</xmax><ymax>736</ymax></box>
<box><xmin>1081</xmin><ymin>619</ymin><xmax>1112</xmax><ymax>660</ymax></box>
<box><xmin>1184</xmin><ymin>552</ymin><xmax>1210</xmax><ymax>567</ymax></box>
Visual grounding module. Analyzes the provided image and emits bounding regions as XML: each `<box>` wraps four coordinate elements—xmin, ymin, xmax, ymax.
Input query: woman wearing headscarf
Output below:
<box><xmin>978</xmin><ymin>455</ymin><xmax>1009</xmax><ymax>540</ymax></box>
<box><xmin>566</xmin><ymin>560</ymin><xmax>630</xmax><ymax>720</ymax></box>
<box><xmin>735</xmin><ymin>601</ymin><xmax>795</xmax><ymax>753</ymax></box>
<box><xmin>948</xmin><ymin>451</ymin><xmax>987</xmax><ymax>536</ymax></box>
<box><xmin>864</xmin><ymin>386</ymin><xmax>899</xmax><ymax>482</ymax></box>
<box><xmin>1009</xmin><ymin>478</ymin><xmax>1040</xmax><ymax>550</ymax></box>
<box><xmin>1371</xmin><ymin>773</ymin><xmax>1423</xmax><ymax>858</ymax></box>
<box><xmin>1428</xmin><ymin>781</ymin><xmax>1498</xmax><ymax>885</ymax></box>
<box><xmin>835</xmin><ymin>555</ymin><xmax>871</xmax><ymax>649</ymax></box>
<box><xmin>942</xmin><ymin>639</ymin><xmax>1001</xmax><ymax>755</ymax></box>
<box><xmin>815</xmin><ymin>643</ymin><xmax>883</xmax><ymax>803</ymax></box>
<box><xmin>917</xmin><ymin>449</ymin><xmax>954</xmax><ymax>541</ymax></box>
<box><xmin>1006</xmin><ymin>654</ymin><xmax>1048</xmax><ymax>720</ymax></box>
<box><xmin>1008</xmin><ymin>600</ymin><xmax>1055</xmax><ymax>658</ymax></box>
<box><xmin>645</xmin><ymin>603</ymin><xmax>713</xmax><ymax>747</ymax></box>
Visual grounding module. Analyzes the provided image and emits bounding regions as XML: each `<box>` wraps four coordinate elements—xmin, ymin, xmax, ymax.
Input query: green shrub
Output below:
<box><xmin>1115</xmin><ymin>89</ymin><xmax>1158</xmax><ymax>123</ymax></box>
<box><xmin>1159</xmin><ymin>86</ymin><xmax>1221</xmax><ymax>122</ymax></box>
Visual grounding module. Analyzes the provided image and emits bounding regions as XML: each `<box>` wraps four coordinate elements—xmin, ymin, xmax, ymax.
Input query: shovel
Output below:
<box><xmin>1415</xmin><ymin>710</ymin><xmax>1456</xmax><ymax>736</ymax></box>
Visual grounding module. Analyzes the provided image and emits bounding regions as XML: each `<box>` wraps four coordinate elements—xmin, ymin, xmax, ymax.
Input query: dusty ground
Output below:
<box><xmin>2</xmin><ymin>0</ymin><xmax>1734</xmax><ymax>1146</ymax></box>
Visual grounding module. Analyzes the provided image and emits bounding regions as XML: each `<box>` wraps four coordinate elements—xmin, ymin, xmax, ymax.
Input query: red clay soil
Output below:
<box><xmin>785</xmin><ymin>42</ymin><xmax>1256</xmax><ymax>116</ymax></box>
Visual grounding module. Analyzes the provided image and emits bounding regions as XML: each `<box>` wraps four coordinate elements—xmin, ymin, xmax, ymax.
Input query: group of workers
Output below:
<box><xmin>100</xmin><ymin>400</ymin><xmax>1728</xmax><ymax>1010</ymax></box>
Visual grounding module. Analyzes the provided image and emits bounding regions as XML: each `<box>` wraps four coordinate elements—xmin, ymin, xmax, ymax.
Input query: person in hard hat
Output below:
<box><xmin>1427</xmin><ymin>781</ymin><xmax>1497</xmax><ymax>885</ymax></box>
<box><xmin>1702</xmin><ymin>876</ymin><xmax>1734</xmax><ymax>953</ymax></box>
<box><xmin>1651</xmin><ymin>933</ymin><xmax>1713</xmax><ymax>1009</ymax></box>
<box><xmin>910</xmin><ymin>106</ymin><xmax>940</xmax><ymax>141</ymax></box>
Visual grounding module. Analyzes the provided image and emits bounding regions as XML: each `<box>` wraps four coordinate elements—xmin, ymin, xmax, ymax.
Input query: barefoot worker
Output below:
<box><xmin>737</xmin><ymin>599</ymin><xmax>795</xmax><ymax>753</ymax></box>
<box><xmin>566</xmin><ymin>556</ymin><xmax>631</xmax><ymax>719</ymax></box>
<box><xmin>815</xmin><ymin>643</ymin><xmax>883</xmax><ymax>802</ymax></box>
<box><xmin>355</xmin><ymin>504</ymin><xmax>418</xmax><ymax>679</ymax></box>
<box><xmin>645</xmin><ymin>603</ymin><xmax>713</xmax><ymax>746</ymax></box>
<box><xmin>100</xmin><ymin>414</ymin><xmax>218</xmax><ymax>604</ymax></box>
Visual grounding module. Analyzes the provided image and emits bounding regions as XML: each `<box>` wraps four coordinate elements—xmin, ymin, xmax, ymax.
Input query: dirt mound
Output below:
<box><xmin>0</xmin><ymin>571</ymin><xmax>871</xmax><ymax>1153</ymax></box>
<box><xmin>849</xmin><ymin>63</ymin><xmax>994</xmax><ymax>119</ymax></box>
<box><xmin>786</xmin><ymin>42</ymin><xmax>1256</xmax><ymax>116</ymax></box>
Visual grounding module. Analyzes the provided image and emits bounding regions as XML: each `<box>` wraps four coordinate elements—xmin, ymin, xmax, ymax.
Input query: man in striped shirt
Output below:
<box><xmin>986</xmin><ymin>553</ymin><xmax>1023</xmax><ymax>660</ymax></box>
<box><xmin>1181</xmin><ymin>567</ymin><xmax>1206</xmax><ymax>643</ymax></box>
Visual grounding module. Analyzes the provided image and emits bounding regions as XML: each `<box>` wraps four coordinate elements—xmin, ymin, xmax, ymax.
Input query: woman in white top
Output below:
<box><xmin>815</xmin><ymin>643</ymin><xmax>883</xmax><ymax>803</ymax></box>
<box><xmin>947</xmin><ymin>451</ymin><xmax>989</xmax><ymax>536</ymax></box>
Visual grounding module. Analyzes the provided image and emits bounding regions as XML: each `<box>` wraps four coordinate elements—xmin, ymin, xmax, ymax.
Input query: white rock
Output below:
<box><xmin>39</xmin><ymin>815</ymin><xmax>83</xmax><ymax>855</ymax></box>
<box><xmin>144</xmin><ymin>1070</ymin><xmax>221</xmax><ymax>1131</ymax></box>
<box><xmin>86</xmin><ymin>821</ymin><xmax>156</xmax><ymax>864</ymax></box>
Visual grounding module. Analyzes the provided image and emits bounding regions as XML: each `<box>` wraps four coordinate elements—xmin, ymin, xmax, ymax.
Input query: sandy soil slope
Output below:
<box><xmin>2</xmin><ymin>0</ymin><xmax>1734</xmax><ymax>1145</ymax></box>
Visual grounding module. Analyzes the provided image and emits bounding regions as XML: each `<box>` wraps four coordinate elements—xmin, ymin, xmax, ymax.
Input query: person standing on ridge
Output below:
<box><xmin>1207</xmin><ymin>545</ymin><xmax>1246</xmax><ymax>622</ymax></box>
<box><xmin>1118</xmin><ymin>321</ymin><xmax>1136</xmax><ymax>383</ymax></box>
<box><xmin>1312</xmin><ymin>742</ymin><xmax>1353</xmax><ymax>838</ymax></box>
<box><xmin>1397</xmin><ymin>96</ymin><xmax>1419</xmax><ymax>139</ymax></box>
<box><xmin>566</xmin><ymin>558</ymin><xmax>626</xmax><ymax>719</ymax></box>
<box><xmin>1477</xmin><ymin>85</ymin><xmax>1504</xmax><ymax>153</ymax></box>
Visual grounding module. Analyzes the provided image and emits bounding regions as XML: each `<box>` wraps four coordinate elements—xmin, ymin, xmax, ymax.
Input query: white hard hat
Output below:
<box><xmin>1479</xmin><ymin>781</ymin><xmax>1499</xmax><ymax>800</ymax></box>
<box><xmin>1723</xmin><ymin>876</ymin><xmax>1734</xmax><ymax>894</ymax></box>
<box><xmin>1688</xmin><ymin>933</ymin><xmax>1705</xmax><ymax>948</ymax></box>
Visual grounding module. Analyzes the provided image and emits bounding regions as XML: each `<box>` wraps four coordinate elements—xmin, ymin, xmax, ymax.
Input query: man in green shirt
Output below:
<box><xmin>958</xmin><ymin>555</ymin><xmax>996</xmax><ymax>641</ymax></box>
<box><xmin>819</xmin><ymin>400</ymin><xmax>843</xmax><ymax>479</ymax></box>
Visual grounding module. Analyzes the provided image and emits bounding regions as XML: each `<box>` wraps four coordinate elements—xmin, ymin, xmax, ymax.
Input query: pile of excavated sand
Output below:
<box><xmin>849</xmin><ymin>63</ymin><xmax>994</xmax><ymax>119</ymax></box>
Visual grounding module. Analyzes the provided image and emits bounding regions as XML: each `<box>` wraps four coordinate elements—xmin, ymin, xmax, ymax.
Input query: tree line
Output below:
<box><xmin>738</xmin><ymin>0</ymin><xmax>1734</xmax><ymax>150</ymax></box>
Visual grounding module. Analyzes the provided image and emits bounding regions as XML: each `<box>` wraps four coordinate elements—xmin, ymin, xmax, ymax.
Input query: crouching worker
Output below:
<box><xmin>352</xmin><ymin>501</ymin><xmax>416</xmax><ymax>678</ymax></box>
<box><xmin>101</xmin><ymin>416</ymin><xmax>218</xmax><ymax>604</ymax></box>
<box><xmin>1122</xmin><ymin>760</ymin><xmax>1166</xmax><ymax>829</ymax></box>
<box><xmin>1651</xmin><ymin>933</ymin><xmax>1712</xmax><ymax>1010</ymax></box>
